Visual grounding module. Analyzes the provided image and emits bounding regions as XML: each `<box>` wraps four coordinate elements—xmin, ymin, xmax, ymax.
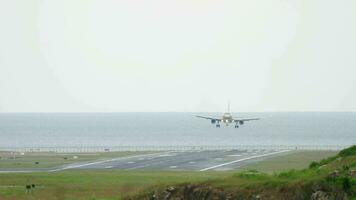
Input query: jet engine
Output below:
<box><xmin>211</xmin><ymin>119</ymin><xmax>216</xmax><ymax>124</ymax></box>
<box><xmin>239</xmin><ymin>121</ymin><xmax>244</xmax><ymax>125</ymax></box>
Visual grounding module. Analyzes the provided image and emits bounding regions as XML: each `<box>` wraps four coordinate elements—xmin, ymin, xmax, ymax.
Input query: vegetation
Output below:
<box><xmin>238</xmin><ymin>150</ymin><xmax>337</xmax><ymax>173</ymax></box>
<box><xmin>339</xmin><ymin>145</ymin><xmax>356</xmax><ymax>157</ymax></box>
<box><xmin>132</xmin><ymin>146</ymin><xmax>356</xmax><ymax>200</ymax></box>
<box><xmin>0</xmin><ymin>148</ymin><xmax>354</xmax><ymax>199</ymax></box>
<box><xmin>0</xmin><ymin>171</ymin><xmax>230</xmax><ymax>200</ymax></box>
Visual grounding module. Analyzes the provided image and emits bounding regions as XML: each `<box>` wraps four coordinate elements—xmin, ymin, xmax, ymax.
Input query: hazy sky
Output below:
<box><xmin>0</xmin><ymin>0</ymin><xmax>355</xmax><ymax>112</ymax></box>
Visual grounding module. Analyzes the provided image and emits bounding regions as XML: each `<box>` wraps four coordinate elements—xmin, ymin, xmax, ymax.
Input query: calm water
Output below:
<box><xmin>0</xmin><ymin>112</ymin><xmax>355</xmax><ymax>148</ymax></box>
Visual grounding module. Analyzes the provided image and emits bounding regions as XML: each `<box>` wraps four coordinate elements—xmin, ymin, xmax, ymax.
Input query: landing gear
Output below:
<box><xmin>216</xmin><ymin>123</ymin><xmax>221</xmax><ymax>128</ymax></box>
<box><xmin>234</xmin><ymin>124</ymin><xmax>239</xmax><ymax>128</ymax></box>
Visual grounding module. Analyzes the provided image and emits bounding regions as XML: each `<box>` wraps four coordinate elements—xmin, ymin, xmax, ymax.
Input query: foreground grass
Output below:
<box><xmin>0</xmin><ymin>171</ymin><xmax>230</xmax><ymax>200</ymax></box>
<box><xmin>239</xmin><ymin>150</ymin><xmax>337</xmax><ymax>173</ymax></box>
<box><xmin>0</xmin><ymin>150</ymin><xmax>352</xmax><ymax>200</ymax></box>
<box><xmin>0</xmin><ymin>151</ymin><xmax>148</xmax><ymax>169</ymax></box>
<box><xmin>133</xmin><ymin>147</ymin><xmax>356</xmax><ymax>200</ymax></box>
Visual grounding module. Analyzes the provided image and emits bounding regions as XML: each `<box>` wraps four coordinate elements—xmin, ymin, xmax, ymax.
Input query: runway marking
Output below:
<box><xmin>0</xmin><ymin>170</ymin><xmax>37</xmax><ymax>174</ymax></box>
<box><xmin>227</xmin><ymin>154</ymin><xmax>242</xmax><ymax>157</ymax></box>
<box><xmin>199</xmin><ymin>150</ymin><xmax>291</xmax><ymax>172</ymax></box>
<box><xmin>189</xmin><ymin>161</ymin><xmax>196</xmax><ymax>164</ymax></box>
<box><xmin>48</xmin><ymin>152</ymin><xmax>169</xmax><ymax>172</ymax></box>
<box><xmin>127</xmin><ymin>164</ymin><xmax>150</xmax><ymax>170</ymax></box>
<box><xmin>0</xmin><ymin>186</ymin><xmax>23</xmax><ymax>188</ymax></box>
<box><xmin>105</xmin><ymin>166</ymin><xmax>113</xmax><ymax>169</ymax></box>
<box><xmin>156</xmin><ymin>154</ymin><xmax>175</xmax><ymax>157</ymax></box>
<box><xmin>0</xmin><ymin>151</ymin><xmax>184</xmax><ymax>173</ymax></box>
<box><xmin>127</xmin><ymin>161</ymin><xmax>135</xmax><ymax>164</ymax></box>
<box><xmin>169</xmin><ymin>166</ymin><xmax>177</xmax><ymax>168</ymax></box>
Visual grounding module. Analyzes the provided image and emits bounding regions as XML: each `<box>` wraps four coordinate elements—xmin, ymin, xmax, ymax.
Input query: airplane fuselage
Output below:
<box><xmin>221</xmin><ymin>112</ymin><xmax>233</xmax><ymax>124</ymax></box>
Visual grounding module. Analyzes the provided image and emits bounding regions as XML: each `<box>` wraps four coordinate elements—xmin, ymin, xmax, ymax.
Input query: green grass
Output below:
<box><xmin>0</xmin><ymin>171</ymin><xmax>231</xmax><ymax>200</ymax></box>
<box><xmin>238</xmin><ymin>150</ymin><xmax>337</xmax><ymax>173</ymax></box>
<box><xmin>0</xmin><ymin>151</ymin><xmax>148</xmax><ymax>169</ymax></box>
<box><xmin>0</xmin><ymin>149</ymin><xmax>353</xmax><ymax>200</ymax></box>
<box><xmin>132</xmin><ymin>147</ymin><xmax>356</xmax><ymax>199</ymax></box>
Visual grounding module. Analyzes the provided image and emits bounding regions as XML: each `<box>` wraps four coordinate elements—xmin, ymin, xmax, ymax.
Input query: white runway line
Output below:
<box><xmin>105</xmin><ymin>166</ymin><xmax>113</xmax><ymax>169</ymax></box>
<box><xmin>127</xmin><ymin>164</ymin><xmax>150</xmax><ymax>170</ymax></box>
<box><xmin>169</xmin><ymin>166</ymin><xmax>177</xmax><ymax>169</ymax></box>
<box><xmin>156</xmin><ymin>154</ymin><xmax>175</xmax><ymax>157</ymax></box>
<box><xmin>199</xmin><ymin>150</ymin><xmax>291</xmax><ymax>172</ymax></box>
<box><xmin>0</xmin><ymin>170</ymin><xmax>37</xmax><ymax>174</ymax></box>
<box><xmin>48</xmin><ymin>152</ymin><xmax>169</xmax><ymax>172</ymax></box>
<box><xmin>227</xmin><ymin>154</ymin><xmax>242</xmax><ymax>157</ymax></box>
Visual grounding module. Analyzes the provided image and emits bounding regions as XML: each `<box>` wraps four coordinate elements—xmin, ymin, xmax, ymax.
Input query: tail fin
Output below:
<box><xmin>227</xmin><ymin>101</ymin><xmax>230</xmax><ymax>113</ymax></box>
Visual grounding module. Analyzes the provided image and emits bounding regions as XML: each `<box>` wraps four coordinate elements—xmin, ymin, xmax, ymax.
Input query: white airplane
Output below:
<box><xmin>195</xmin><ymin>103</ymin><xmax>259</xmax><ymax>128</ymax></box>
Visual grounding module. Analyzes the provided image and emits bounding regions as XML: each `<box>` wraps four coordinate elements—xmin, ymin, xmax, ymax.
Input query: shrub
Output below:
<box><xmin>342</xmin><ymin>177</ymin><xmax>351</xmax><ymax>193</ymax></box>
<box><xmin>309</xmin><ymin>161</ymin><xmax>320</xmax><ymax>169</ymax></box>
<box><xmin>339</xmin><ymin>145</ymin><xmax>356</xmax><ymax>157</ymax></box>
<box><xmin>278</xmin><ymin>169</ymin><xmax>298</xmax><ymax>179</ymax></box>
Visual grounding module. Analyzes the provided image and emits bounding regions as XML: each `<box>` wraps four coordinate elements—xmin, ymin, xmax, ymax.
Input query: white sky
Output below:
<box><xmin>0</xmin><ymin>0</ymin><xmax>355</xmax><ymax>112</ymax></box>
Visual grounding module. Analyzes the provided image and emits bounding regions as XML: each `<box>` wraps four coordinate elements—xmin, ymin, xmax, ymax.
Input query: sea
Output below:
<box><xmin>0</xmin><ymin>112</ymin><xmax>355</xmax><ymax>148</ymax></box>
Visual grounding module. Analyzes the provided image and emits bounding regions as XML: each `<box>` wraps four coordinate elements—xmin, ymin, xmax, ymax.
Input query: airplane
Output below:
<box><xmin>195</xmin><ymin>103</ymin><xmax>259</xmax><ymax>128</ymax></box>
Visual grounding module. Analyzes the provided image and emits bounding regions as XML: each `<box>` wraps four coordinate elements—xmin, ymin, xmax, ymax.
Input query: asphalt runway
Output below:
<box><xmin>58</xmin><ymin>149</ymin><xmax>291</xmax><ymax>172</ymax></box>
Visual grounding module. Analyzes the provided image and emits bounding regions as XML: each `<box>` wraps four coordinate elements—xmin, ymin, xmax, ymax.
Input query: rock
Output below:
<box><xmin>318</xmin><ymin>165</ymin><xmax>327</xmax><ymax>169</ymax></box>
<box><xmin>312</xmin><ymin>184</ymin><xmax>322</xmax><ymax>192</ymax></box>
<box><xmin>166</xmin><ymin>186</ymin><xmax>176</xmax><ymax>192</ymax></box>
<box><xmin>350</xmin><ymin>169</ymin><xmax>356</xmax><ymax>178</ymax></box>
<box><xmin>150</xmin><ymin>194</ymin><xmax>156</xmax><ymax>200</ymax></box>
<box><xmin>311</xmin><ymin>191</ymin><xmax>331</xmax><ymax>200</ymax></box>
<box><xmin>163</xmin><ymin>191</ymin><xmax>171</xmax><ymax>200</ymax></box>
<box><xmin>328</xmin><ymin>170</ymin><xmax>340</xmax><ymax>178</ymax></box>
<box><xmin>225</xmin><ymin>193</ymin><xmax>233</xmax><ymax>200</ymax></box>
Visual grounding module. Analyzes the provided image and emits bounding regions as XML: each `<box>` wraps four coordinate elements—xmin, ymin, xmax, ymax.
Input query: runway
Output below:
<box><xmin>0</xmin><ymin>150</ymin><xmax>291</xmax><ymax>173</ymax></box>
<box><xmin>57</xmin><ymin>149</ymin><xmax>291</xmax><ymax>171</ymax></box>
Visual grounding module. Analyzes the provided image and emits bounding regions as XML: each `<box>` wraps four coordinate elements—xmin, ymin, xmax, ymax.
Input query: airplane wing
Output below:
<box><xmin>233</xmin><ymin>118</ymin><xmax>260</xmax><ymax>122</ymax></box>
<box><xmin>195</xmin><ymin>115</ymin><xmax>221</xmax><ymax>121</ymax></box>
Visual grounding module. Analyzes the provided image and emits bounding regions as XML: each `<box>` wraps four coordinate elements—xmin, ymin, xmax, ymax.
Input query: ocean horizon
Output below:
<box><xmin>0</xmin><ymin>112</ymin><xmax>355</xmax><ymax>148</ymax></box>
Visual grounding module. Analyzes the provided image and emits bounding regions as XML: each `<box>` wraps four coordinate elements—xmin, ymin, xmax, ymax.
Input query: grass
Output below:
<box><xmin>132</xmin><ymin>147</ymin><xmax>356</xmax><ymax>199</ymax></box>
<box><xmin>0</xmin><ymin>171</ymin><xmax>231</xmax><ymax>200</ymax></box>
<box><xmin>0</xmin><ymin>150</ymin><xmax>345</xmax><ymax>200</ymax></box>
<box><xmin>238</xmin><ymin>150</ymin><xmax>337</xmax><ymax>173</ymax></box>
<box><xmin>0</xmin><ymin>151</ymin><xmax>149</xmax><ymax>169</ymax></box>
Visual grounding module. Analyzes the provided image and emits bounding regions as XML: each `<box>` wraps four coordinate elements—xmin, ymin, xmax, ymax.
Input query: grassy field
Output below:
<box><xmin>133</xmin><ymin>147</ymin><xmax>356</xmax><ymax>200</ymax></box>
<box><xmin>0</xmin><ymin>150</ymin><xmax>345</xmax><ymax>200</ymax></box>
<box><xmin>0</xmin><ymin>171</ymin><xmax>230</xmax><ymax>200</ymax></box>
<box><xmin>0</xmin><ymin>151</ymin><xmax>148</xmax><ymax>169</ymax></box>
<box><xmin>239</xmin><ymin>150</ymin><xmax>338</xmax><ymax>173</ymax></box>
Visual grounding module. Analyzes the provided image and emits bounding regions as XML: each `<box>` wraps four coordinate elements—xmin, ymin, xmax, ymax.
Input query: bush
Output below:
<box><xmin>278</xmin><ymin>169</ymin><xmax>298</xmax><ymax>179</ymax></box>
<box><xmin>235</xmin><ymin>170</ymin><xmax>268</xmax><ymax>180</ymax></box>
<box><xmin>309</xmin><ymin>161</ymin><xmax>320</xmax><ymax>169</ymax></box>
<box><xmin>342</xmin><ymin>177</ymin><xmax>351</xmax><ymax>193</ymax></box>
<box><xmin>339</xmin><ymin>145</ymin><xmax>356</xmax><ymax>157</ymax></box>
